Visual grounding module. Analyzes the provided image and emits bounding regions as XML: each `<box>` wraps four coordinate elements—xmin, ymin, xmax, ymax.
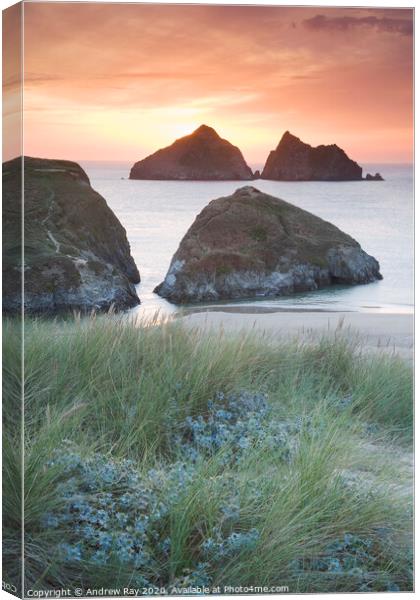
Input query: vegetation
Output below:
<box><xmin>3</xmin><ymin>314</ymin><xmax>413</xmax><ymax>593</ymax></box>
<box><xmin>250</xmin><ymin>226</ymin><xmax>268</xmax><ymax>242</ymax></box>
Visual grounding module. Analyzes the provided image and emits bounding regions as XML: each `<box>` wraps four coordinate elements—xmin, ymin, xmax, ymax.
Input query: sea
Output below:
<box><xmin>80</xmin><ymin>161</ymin><xmax>414</xmax><ymax>318</ymax></box>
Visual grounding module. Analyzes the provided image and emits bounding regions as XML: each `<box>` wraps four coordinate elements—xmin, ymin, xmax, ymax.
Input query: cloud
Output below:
<box><xmin>16</xmin><ymin>3</ymin><xmax>413</xmax><ymax>163</ymax></box>
<box><xmin>303</xmin><ymin>14</ymin><xmax>413</xmax><ymax>36</ymax></box>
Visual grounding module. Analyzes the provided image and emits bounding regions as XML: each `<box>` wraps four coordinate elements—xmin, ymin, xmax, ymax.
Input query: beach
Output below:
<box><xmin>3</xmin><ymin>2</ymin><xmax>414</xmax><ymax>594</ymax></box>
<box><xmin>180</xmin><ymin>311</ymin><xmax>414</xmax><ymax>360</ymax></box>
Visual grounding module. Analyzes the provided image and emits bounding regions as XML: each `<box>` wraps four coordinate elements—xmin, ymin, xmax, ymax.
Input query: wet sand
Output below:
<box><xmin>179</xmin><ymin>311</ymin><xmax>414</xmax><ymax>360</ymax></box>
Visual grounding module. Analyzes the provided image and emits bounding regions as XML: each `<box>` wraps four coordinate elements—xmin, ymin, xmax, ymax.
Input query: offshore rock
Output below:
<box><xmin>155</xmin><ymin>186</ymin><xmax>382</xmax><ymax>304</ymax></box>
<box><xmin>261</xmin><ymin>131</ymin><xmax>363</xmax><ymax>181</ymax></box>
<box><xmin>3</xmin><ymin>156</ymin><xmax>140</xmax><ymax>314</ymax></box>
<box><xmin>129</xmin><ymin>125</ymin><xmax>253</xmax><ymax>180</ymax></box>
<box><xmin>366</xmin><ymin>172</ymin><xmax>384</xmax><ymax>181</ymax></box>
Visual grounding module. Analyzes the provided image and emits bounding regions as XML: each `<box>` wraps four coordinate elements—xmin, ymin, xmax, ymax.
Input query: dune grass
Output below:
<box><xmin>2</xmin><ymin>314</ymin><xmax>413</xmax><ymax>594</ymax></box>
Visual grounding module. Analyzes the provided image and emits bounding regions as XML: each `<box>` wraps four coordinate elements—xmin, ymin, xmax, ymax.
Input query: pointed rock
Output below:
<box><xmin>155</xmin><ymin>186</ymin><xmax>382</xmax><ymax>304</ymax></box>
<box><xmin>261</xmin><ymin>132</ymin><xmax>363</xmax><ymax>181</ymax></box>
<box><xmin>129</xmin><ymin>125</ymin><xmax>253</xmax><ymax>180</ymax></box>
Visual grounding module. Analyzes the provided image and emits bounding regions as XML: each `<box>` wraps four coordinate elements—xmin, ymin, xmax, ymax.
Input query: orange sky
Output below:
<box><xmin>4</xmin><ymin>2</ymin><xmax>414</xmax><ymax>164</ymax></box>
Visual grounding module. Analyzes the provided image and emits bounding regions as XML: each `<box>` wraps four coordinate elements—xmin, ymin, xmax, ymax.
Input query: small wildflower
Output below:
<box><xmin>59</xmin><ymin>543</ymin><xmax>82</xmax><ymax>562</ymax></box>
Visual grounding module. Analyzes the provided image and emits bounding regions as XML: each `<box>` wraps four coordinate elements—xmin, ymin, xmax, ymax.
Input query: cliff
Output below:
<box><xmin>3</xmin><ymin>156</ymin><xmax>140</xmax><ymax>314</ymax></box>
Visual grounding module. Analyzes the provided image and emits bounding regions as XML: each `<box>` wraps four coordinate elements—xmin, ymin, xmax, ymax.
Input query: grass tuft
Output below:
<box><xmin>3</xmin><ymin>314</ymin><xmax>413</xmax><ymax>593</ymax></box>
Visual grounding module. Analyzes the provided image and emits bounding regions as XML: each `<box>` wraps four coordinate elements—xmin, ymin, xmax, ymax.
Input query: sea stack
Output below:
<box><xmin>3</xmin><ymin>157</ymin><xmax>141</xmax><ymax>314</ymax></box>
<box><xmin>261</xmin><ymin>132</ymin><xmax>363</xmax><ymax>181</ymax></box>
<box><xmin>155</xmin><ymin>186</ymin><xmax>382</xmax><ymax>304</ymax></box>
<box><xmin>129</xmin><ymin>125</ymin><xmax>253</xmax><ymax>180</ymax></box>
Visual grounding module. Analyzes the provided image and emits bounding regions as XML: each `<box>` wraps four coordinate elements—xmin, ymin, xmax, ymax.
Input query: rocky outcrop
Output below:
<box><xmin>3</xmin><ymin>157</ymin><xmax>140</xmax><ymax>314</ymax></box>
<box><xmin>155</xmin><ymin>186</ymin><xmax>382</xmax><ymax>304</ymax></box>
<box><xmin>129</xmin><ymin>125</ymin><xmax>253</xmax><ymax>180</ymax></box>
<box><xmin>366</xmin><ymin>172</ymin><xmax>384</xmax><ymax>181</ymax></box>
<box><xmin>261</xmin><ymin>132</ymin><xmax>363</xmax><ymax>181</ymax></box>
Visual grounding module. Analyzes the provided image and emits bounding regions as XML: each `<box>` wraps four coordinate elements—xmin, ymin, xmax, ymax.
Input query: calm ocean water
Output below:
<box><xmin>80</xmin><ymin>161</ymin><xmax>414</xmax><ymax>317</ymax></box>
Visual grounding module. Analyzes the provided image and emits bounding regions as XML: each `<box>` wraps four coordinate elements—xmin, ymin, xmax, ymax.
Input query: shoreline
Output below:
<box><xmin>178</xmin><ymin>311</ymin><xmax>414</xmax><ymax>360</ymax></box>
<box><xmin>173</xmin><ymin>305</ymin><xmax>413</xmax><ymax>316</ymax></box>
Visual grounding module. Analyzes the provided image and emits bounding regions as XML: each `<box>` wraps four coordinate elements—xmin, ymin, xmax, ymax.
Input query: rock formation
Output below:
<box><xmin>129</xmin><ymin>125</ymin><xmax>253</xmax><ymax>180</ymax></box>
<box><xmin>3</xmin><ymin>157</ymin><xmax>140</xmax><ymax>314</ymax></box>
<box><xmin>155</xmin><ymin>186</ymin><xmax>382</xmax><ymax>304</ymax></box>
<box><xmin>261</xmin><ymin>132</ymin><xmax>363</xmax><ymax>181</ymax></box>
<box><xmin>366</xmin><ymin>172</ymin><xmax>384</xmax><ymax>181</ymax></box>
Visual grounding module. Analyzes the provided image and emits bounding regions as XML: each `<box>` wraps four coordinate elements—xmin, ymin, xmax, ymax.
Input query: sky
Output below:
<box><xmin>3</xmin><ymin>2</ymin><xmax>414</xmax><ymax>164</ymax></box>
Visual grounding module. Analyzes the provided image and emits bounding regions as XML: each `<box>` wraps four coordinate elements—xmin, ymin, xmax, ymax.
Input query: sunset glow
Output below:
<box><xmin>4</xmin><ymin>2</ymin><xmax>414</xmax><ymax>164</ymax></box>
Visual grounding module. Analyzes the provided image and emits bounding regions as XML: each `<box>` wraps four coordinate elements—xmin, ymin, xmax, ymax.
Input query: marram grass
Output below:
<box><xmin>2</xmin><ymin>314</ymin><xmax>413</xmax><ymax>593</ymax></box>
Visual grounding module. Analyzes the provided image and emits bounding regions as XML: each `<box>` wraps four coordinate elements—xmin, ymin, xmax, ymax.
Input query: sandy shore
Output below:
<box><xmin>179</xmin><ymin>311</ymin><xmax>414</xmax><ymax>360</ymax></box>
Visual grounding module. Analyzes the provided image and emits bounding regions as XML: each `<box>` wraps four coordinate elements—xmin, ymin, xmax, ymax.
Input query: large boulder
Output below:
<box><xmin>261</xmin><ymin>131</ymin><xmax>363</xmax><ymax>181</ymax></box>
<box><xmin>155</xmin><ymin>186</ymin><xmax>382</xmax><ymax>304</ymax></box>
<box><xmin>3</xmin><ymin>157</ymin><xmax>140</xmax><ymax>314</ymax></box>
<box><xmin>129</xmin><ymin>125</ymin><xmax>253</xmax><ymax>180</ymax></box>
